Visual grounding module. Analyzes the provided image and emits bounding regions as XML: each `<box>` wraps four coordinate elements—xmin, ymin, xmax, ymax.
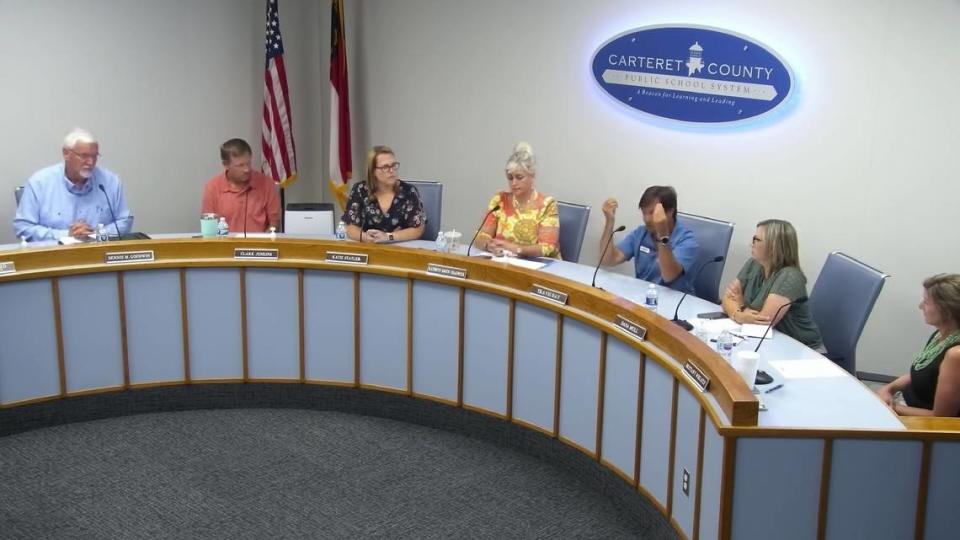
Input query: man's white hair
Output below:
<box><xmin>62</xmin><ymin>128</ymin><xmax>97</xmax><ymax>149</ymax></box>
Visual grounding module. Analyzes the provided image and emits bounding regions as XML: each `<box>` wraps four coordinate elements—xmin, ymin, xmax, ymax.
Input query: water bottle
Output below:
<box><xmin>335</xmin><ymin>221</ymin><xmax>347</xmax><ymax>240</ymax></box>
<box><xmin>717</xmin><ymin>330</ymin><xmax>735</xmax><ymax>360</ymax></box>
<box><xmin>436</xmin><ymin>231</ymin><xmax>447</xmax><ymax>253</ymax></box>
<box><xmin>644</xmin><ymin>283</ymin><xmax>659</xmax><ymax>310</ymax></box>
<box><xmin>217</xmin><ymin>217</ymin><xmax>229</xmax><ymax>237</ymax></box>
<box><xmin>96</xmin><ymin>223</ymin><xmax>108</xmax><ymax>242</ymax></box>
<box><xmin>19</xmin><ymin>236</ymin><xmax>28</xmax><ymax>248</ymax></box>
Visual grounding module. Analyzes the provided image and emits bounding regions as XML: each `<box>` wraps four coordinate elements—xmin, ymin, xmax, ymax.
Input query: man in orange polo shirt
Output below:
<box><xmin>201</xmin><ymin>139</ymin><xmax>281</xmax><ymax>234</ymax></box>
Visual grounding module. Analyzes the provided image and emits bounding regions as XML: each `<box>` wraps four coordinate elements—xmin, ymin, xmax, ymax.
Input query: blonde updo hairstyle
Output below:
<box><xmin>505</xmin><ymin>142</ymin><xmax>536</xmax><ymax>176</ymax></box>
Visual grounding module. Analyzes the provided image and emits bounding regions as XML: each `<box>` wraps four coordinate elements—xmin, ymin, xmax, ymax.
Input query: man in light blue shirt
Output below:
<box><xmin>598</xmin><ymin>185</ymin><xmax>699</xmax><ymax>293</ymax></box>
<box><xmin>14</xmin><ymin>128</ymin><xmax>133</xmax><ymax>242</ymax></box>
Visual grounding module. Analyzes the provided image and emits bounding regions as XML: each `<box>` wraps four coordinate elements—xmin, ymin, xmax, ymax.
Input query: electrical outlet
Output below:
<box><xmin>682</xmin><ymin>468</ymin><xmax>690</xmax><ymax>496</ymax></box>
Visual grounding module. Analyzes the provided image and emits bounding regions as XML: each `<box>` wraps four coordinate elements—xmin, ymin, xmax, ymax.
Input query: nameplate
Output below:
<box><xmin>683</xmin><ymin>361</ymin><xmax>711</xmax><ymax>393</ymax></box>
<box><xmin>614</xmin><ymin>315</ymin><xmax>647</xmax><ymax>341</ymax></box>
<box><xmin>325</xmin><ymin>251</ymin><xmax>369</xmax><ymax>265</ymax></box>
<box><xmin>104</xmin><ymin>251</ymin><xmax>155</xmax><ymax>264</ymax></box>
<box><xmin>530</xmin><ymin>284</ymin><xmax>568</xmax><ymax>305</ymax></box>
<box><xmin>0</xmin><ymin>261</ymin><xmax>15</xmax><ymax>275</ymax></box>
<box><xmin>427</xmin><ymin>263</ymin><xmax>467</xmax><ymax>279</ymax></box>
<box><xmin>234</xmin><ymin>248</ymin><xmax>279</xmax><ymax>260</ymax></box>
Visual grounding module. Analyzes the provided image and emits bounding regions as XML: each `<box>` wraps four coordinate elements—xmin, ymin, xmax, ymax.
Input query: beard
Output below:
<box><xmin>78</xmin><ymin>167</ymin><xmax>93</xmax><ymax>179</ymax></box>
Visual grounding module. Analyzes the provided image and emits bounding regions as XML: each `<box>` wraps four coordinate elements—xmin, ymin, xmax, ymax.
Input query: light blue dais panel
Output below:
<box><xmin>698</xmin><ymin>422</ymin><xmax>724</xmax><ymax>540</ymax></box>
<box><xmin>558</xmin><ymin>318</ymin><xmax>601</xmax><ymax>453</ymax></box>
<box><xmin>826</xmin><ymin>439</ymin><xmax>921</xmax><ymax>540</ymax></box>
<box><xmin>411</xmin><ymin>281</ymin><xmax>459</xmax><ymax>402</ymax></box>
<box><xmin>245</xmin><ymin>268</ymin><xmax>299</xmax><ymax>380</ymax></box>
<box><xmin>462</xmin><ymin>290</ymin><xmax>509</xmax><ymax>415</ymax></box>
<box><xmin>670</xmin><ymin>386</ymin><xmax>702</xmax><ymax>538</ymax></box>
<box><xmin>358</xmin><ymin>274</ymin><xmax>407</xmax><ymax>390</ymax></box>
<box><xmin>925</xmin><ymin>441</ymin><xmax>960</xmax><ymax>539</ymax></box>
<box><xmin>601</xmin><ymin>336</ymin><xmax>641</xmax><ymax>479</ymax></box>
<box><xmin>59</xmin><ymin>273</ymin><xmax>124</xmax><ymax>393</ymax></box>
<box><xmin>0</xmin><ymin>279</ymin><xmax>60</xmax><ymax>404</ymax></box>
<box><xmin>123</xmin><ymin>270</ymin><xmax>184</xmax><ymax>385</ymax></box>
<box><xmin>639</xmin><ymin>359</ymin><xmax>673</xmax><ymax>507</ymax></box>
<box><xmin>511</xmin><ymin>302</ymin><xmax>558</xmax><ymax>432</ymax></box>
<box><xmin>731</xmin><ymin>437</ymin><xmax>822</xmax><ymax>540</ymax></box>
<box><xmin>303</xmin><ymin>270</ymin><xmax>354</xmax><ymax>383</ymax></box>
<box><xmin>185</xmin><ymin>268</ymin><xmax>243</xmax><ymax>380</ymax></box>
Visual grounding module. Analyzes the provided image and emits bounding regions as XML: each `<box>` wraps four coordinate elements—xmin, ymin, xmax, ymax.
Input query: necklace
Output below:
<box><xmin>512</xmin><ymin>191</ymin><xmax>536</xmax><ymax>210</ymax></box>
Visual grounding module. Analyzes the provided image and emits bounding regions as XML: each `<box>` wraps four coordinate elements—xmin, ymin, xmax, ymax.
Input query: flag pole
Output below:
<box><xmin>261</xmin><ymin>0</ymin><xmax>298</xmax><ymax>231</ymax></box>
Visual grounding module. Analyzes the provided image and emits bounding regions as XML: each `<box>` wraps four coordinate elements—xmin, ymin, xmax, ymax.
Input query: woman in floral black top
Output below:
<box><xmin>342</xmin><ymin>146</ymin><xmax>425</xmax><ymax>243</ymax></box>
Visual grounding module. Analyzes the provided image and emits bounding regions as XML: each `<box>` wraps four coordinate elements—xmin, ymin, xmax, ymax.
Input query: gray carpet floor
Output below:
<box><xmin>0</xmin><ymin>409</ymin><xmax>673</xmax><ymax>539</ymax></box>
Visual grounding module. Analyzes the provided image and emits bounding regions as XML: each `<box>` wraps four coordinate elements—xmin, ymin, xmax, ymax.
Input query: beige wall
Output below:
<box><xmin>3</xmin><ymin>0</ymin><xmax>958</xmax><ymax>377</ymax></box>
<box><xmin>1</xmin><ymin>0</ymin><xmax>327</xmax><ymax>237</ymax></box>
<box><xmin>347</xmin><ymin>0</ymin><xmax>960</xmax><ymax>376</ymax></box>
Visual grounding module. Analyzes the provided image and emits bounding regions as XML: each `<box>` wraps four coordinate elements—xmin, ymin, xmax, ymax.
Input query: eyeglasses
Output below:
<box><xmin>752</xmin><ymin>236</ymin><xmax>764</xmax><ymax>244</ymax></box>
<box><xmin>69</xmin><ymin>149</ymin><xmax>101</xmax><ymax>162</ymax></box>
<box><xmin>375</xmin><ymin>162</ymin><xmax>400</xmax><ymax>172</ymax></box>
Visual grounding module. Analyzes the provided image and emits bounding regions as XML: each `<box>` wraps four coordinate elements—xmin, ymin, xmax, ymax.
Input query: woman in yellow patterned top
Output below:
<box><xmin>476</xmin><ymin>142</ymin><xmax>561</xmax><ymax>259</ymax></box>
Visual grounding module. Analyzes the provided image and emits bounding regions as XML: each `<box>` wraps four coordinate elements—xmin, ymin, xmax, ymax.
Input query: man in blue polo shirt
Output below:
<box><xmin>14</xmin><ymin>128</ymin><xmax>132</xmax><ymax>242</ymax></box>
<box><xmin>598</xmin><ymin>185</ymin><xmax>698</xmax><ymax>293</ymax></box>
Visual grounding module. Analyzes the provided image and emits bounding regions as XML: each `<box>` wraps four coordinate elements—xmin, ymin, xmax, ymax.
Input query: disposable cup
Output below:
<box><xmin>732</xmin><ymin>350</ymin><xmax>761</xmax><ymax>390</ymax></box>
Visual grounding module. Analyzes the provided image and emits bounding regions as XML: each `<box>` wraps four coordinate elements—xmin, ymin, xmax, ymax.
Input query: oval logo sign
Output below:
<box><xmin>592</xmin><ymin>25</ymin><xmax>793</xmax><ymax>123</ymax></box>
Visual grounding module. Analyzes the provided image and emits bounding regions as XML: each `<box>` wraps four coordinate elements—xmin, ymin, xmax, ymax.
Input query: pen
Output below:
<box><xmin>764</xmin><ymin>383</ymin><xmax>784</xmax><ymax>394</ymax></box>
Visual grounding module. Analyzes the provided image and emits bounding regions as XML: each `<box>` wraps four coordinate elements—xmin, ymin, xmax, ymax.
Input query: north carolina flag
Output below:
<box><xmin>328</xmin><ymin>0</ymin><xmax>352</xmax><ymax>210</ymax></box>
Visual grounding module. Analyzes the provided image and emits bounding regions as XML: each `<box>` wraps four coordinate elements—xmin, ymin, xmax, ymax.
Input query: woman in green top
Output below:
<box><xmin>721</xmin><ymin>219</ymin><xmax>825</xmax><ymax>351</ymax></box>
<box><xmin>877</xmin><ymin>274</ymin><xmax>960</xmax><ymax>417</ymax></box>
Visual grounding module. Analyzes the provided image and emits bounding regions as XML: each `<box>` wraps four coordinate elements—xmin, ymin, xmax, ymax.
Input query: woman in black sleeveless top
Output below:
<box><xmin>877</xmin><ymin>274</ymin><xmax>960</xmax><ymax>416</ymax></box>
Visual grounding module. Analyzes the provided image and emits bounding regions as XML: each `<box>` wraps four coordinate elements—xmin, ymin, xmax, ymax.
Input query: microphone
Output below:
<box><xmin>671</xmin><ymin>255</ymin><xmax>725</xmax><ymax>330</ymax></box>
<box><xmin>754</xmin><ymin>298</ymin><xmax>806</xmax><ymax>352</ymax></box>
<box><xmin>751</xmin><ymin>297</ymin><xmax>807</xmax><ymax>384</ymax></box>
<box><xmin>467</xmin><ymin>205</ymin><xmax>501</xmax><ymax>256</ymax></box>
<box><xmin>242</xmin><ymin>186</ymin><xmax>250</xmax><ymax>238</ymax></box>
<box><xmin>591</xmin><ymin>225</ymin><xmax>626</xmax><ymax>288</ymax></box>
<box><xmin>98</xmin><ymin>184</ymin><xmax>122</xmax><ymax>240</ymax></box>
<box><xmin>359</xmin><ymin>196</ymin><xmax>369</xmax><ymax>239</ymax></box>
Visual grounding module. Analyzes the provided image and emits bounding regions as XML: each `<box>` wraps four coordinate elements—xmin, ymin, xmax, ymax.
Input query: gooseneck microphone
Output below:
<box><xmin>467</xmin><ymin>205</ymin><xmax>501</xmax><ymax>256</ymax></box>
<box><xmin>98</xmin><ymin>184</ymin><xmax>122</xmax><ymax>240</ymax></box>
<box><xmin>751</xmin><ymin>297</ymin><xmax>807</xmax><ymax>384</ymax></box>
<box><xmin>242</xmin><ymin>186</ymin><xmax>250</xmax><ymax>239</ymax></box>
<box><xmin>671</xmin><ymin>255</ymin><xmax>725</xmax><ymax>330</ymax></box>
<box><xmin>754</xmin><ymin>298</ymin><xmax>805</xmax><ymax>352</ymax></box>
<box><xmin>359</xmin><ymin>200</ymin><xmax>369</xmax><ymax>240</ymax></box>
<box><xmin>591</xmin><ymin>225</ymin><xmax>626</xmax><ymax>288</ymax></box>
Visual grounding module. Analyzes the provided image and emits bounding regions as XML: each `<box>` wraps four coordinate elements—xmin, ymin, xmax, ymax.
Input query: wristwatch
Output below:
<box><xmin>388</xmin><ymin>233</ymin><xmax>394</xmax><ymax>242</ymax></box>
<box><xmin>658</xmin><ymin>236</ymin><xmax>670</xmax><ymax>246</ymax></box>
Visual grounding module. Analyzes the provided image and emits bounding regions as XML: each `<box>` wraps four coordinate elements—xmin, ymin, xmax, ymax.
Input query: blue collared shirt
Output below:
<box><xmin>617</xmin><ymin>222</ymin><xmax>699</xmax><ymax>293</ymax></box>
<box><xmin>13</xmin><ymin>163</ymin><xmax>133</xmax><ymax>241</ymax></box>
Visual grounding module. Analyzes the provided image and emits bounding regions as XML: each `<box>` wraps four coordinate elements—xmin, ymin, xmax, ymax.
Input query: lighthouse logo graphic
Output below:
<box><xmin>686</xmin><ymin>41</ymin><xmax>704</xmax><ymax>76</ymax></box>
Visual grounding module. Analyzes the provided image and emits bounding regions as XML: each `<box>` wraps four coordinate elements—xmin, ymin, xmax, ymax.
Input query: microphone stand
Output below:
<box><xmin>671</xmin><ymin>256</ymin><xmax>724</xmax><ymax>331</ymax></box>
<box><xmin>98</xmin><ymin>184</ymin><xmax>122</xmax><ymax>240</ymax></box>
<box><xmin>751</xmin><ymin>298</ymin><xmax>804</xmax><ymax>385</ymax></box>
<box><xmin>466</xmin><ymin>205</ymin><xmax>501</xmax><ymax>256</ymax></box>
<box><xmin>591</xmin><ymin>225</ymin><xmax>626</xmax><ymax>288</ymax></box>
<box><xmin>242</xmin><ymin>186</ymin><xmax>249</xmax><ymax>238</ymax></box>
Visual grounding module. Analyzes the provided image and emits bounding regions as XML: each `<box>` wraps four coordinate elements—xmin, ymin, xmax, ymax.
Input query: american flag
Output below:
<box><xmin>261</xmin><ymin>0</ymin><xmax>298</xmax><ymax>187</ymax></box>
